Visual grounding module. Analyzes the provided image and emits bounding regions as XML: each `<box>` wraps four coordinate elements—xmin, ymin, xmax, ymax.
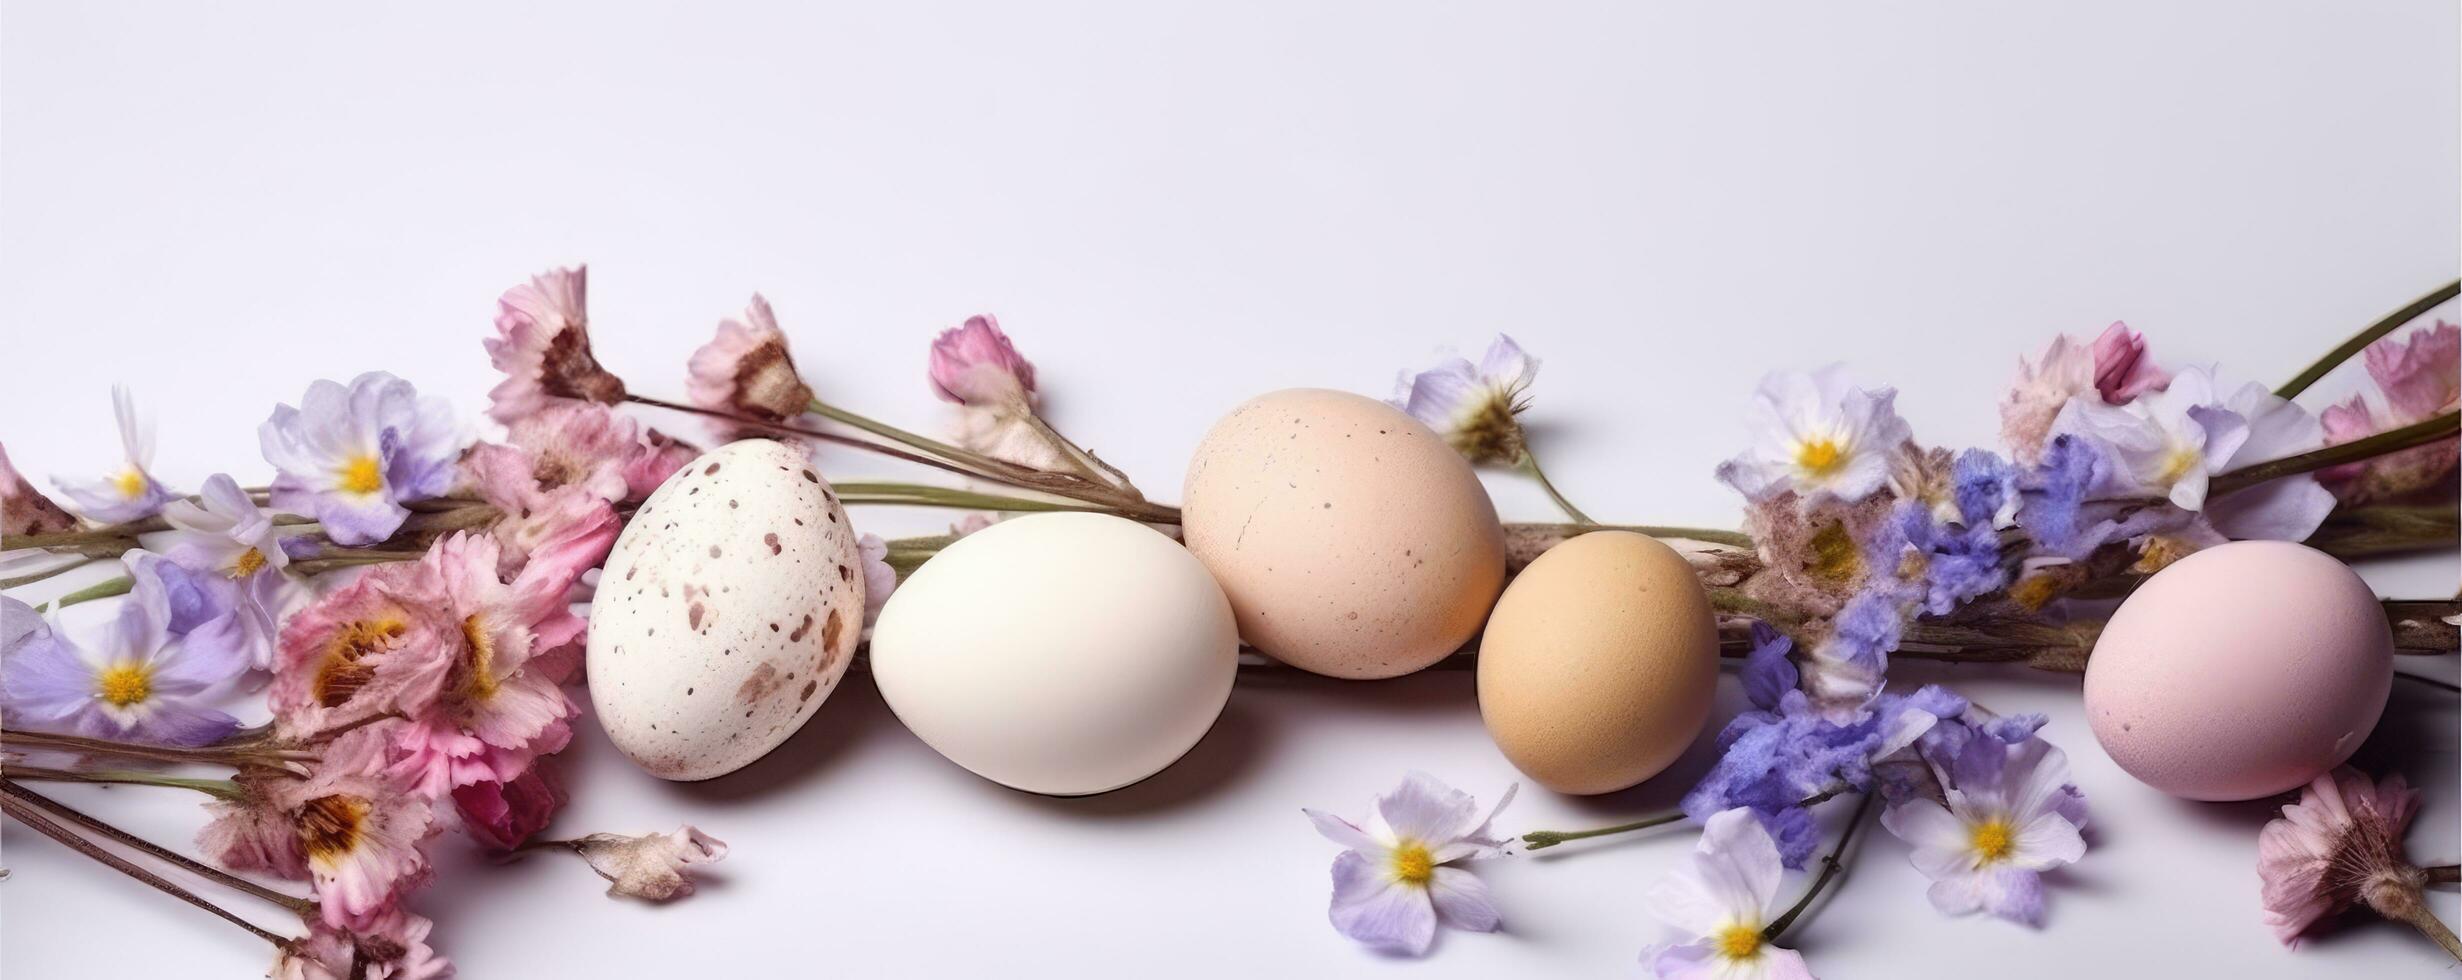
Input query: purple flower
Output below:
<box><xmin>259</xmin><ymin>372</ymin><xmax>459</xmax><ymax>546</ymax></box>
<box><xmin>1879</xmin><ymin>736</ymin><xmax>2087</xmax><ymax>926</ymax></box>
<box><xmin>1303</xmin><ymin>772</ymin><xmax>1515</xmax><ymax>955</ymax></box>
<box><xmin>51</xmin><ymin>385</ymin><xmax>178</xmax><ymax>523</ymax></box>
<box><xmin>0</xmin><ymin>558</ymin><xmax>250</xmax><ymax>745</ymax></box>
<box><xmin>1684</xmin><ymin>625</ymin><xmax>1967</xmax><ymax>868</ymax></box>
<box><xmin>1388</xmin><ymin>335</ymin><xmax>1539</xmax><ymax>466</ymax></box>
<box><xmin>1950</xmin><ymin>449</ymin><xmax>2017</xmax><ymax>529</ymax></box>
<box><xmin>1887</xmin><ymin>501</ymin><xmax>2007</xmax><ymax>617</ymax></box>
<box><xmin>160</xmin><ymin>474</ymin><xmax>295</xmax><ymax>668</ymax></box>
<box><xmin>1640</xmin><ymin>808</ymin><xmax>1816</xmax><ymax>980</ymax></box>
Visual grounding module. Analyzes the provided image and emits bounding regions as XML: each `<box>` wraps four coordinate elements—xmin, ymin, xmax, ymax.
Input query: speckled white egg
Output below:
<box><xmin>869</xmin><ymin>512</ymin><xmax>1239</xmax><ymax>796</ymax></box>
<box><xmin>588</xmin><ymin>439</ymin><xmax>866</xmax><ymax>781</ymax></box>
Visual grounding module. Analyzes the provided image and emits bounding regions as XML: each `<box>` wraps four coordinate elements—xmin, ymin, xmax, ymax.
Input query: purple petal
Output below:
<box><xmin>1427</xmin><ymin>866</ymin><xmax>1499</xmax><ymax>933</ymax></box>
<box><xmin>0</xmin><ymin>633</ymin><xmax>101</xmax><ymax>722</ymax></box>
<box><xmin>1327</xmin><ymin>851</ymin><xmax>1436</xmax><ymax>955</ymax></box>
<box><xmin>1373</xmin><ymin>772</ymin><xmax>1480</xmax><ymax>844</ymax></box>
<box><xmin>132</xmin><ymin>699</ymin><xmax>242</xmax><ymax>747</ymax></box>
<box><xmin>1304</xmin><ymin>809</ymin><xmax>1381</xmax><ymax>853</ymax></box>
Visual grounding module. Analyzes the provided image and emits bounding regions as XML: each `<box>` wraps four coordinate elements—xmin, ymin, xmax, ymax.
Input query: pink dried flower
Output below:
<box><xmin>858</xmin><ymin>533</ymin><xmax>898</xmax><ymax>628</ymax></box>
<box><xmin>273</xmin><ymin>907</ymin><xmax>450</xmax><ymax>980</ymax></box>
<box><xmin>2089</xmin><ymin>321</ymin><xmax>2169</xmax><ymax>405</ymax></box>
<box><xmin>929</xmin><ymin>314</ymin><xmax>1038</xmax><ymax>409</ymax></box>
<box><xmin>2258</xmin><ymin>767</ymin><xmax>2446</xmax><ymax>950</ymax></box>
<box><xmin>268</xmin><ymin>566</ymin><xmax>458</xmax><ymax>740</ymax></box>
<box><xmin>0</xmin><ymin>441</ymin><xmax>77</xmax><ymax>536</ymax></box>
<box><xmin>2000</xmin><ymin>334</ymin><xmax>2094</xmax><ymax>466</ymax></box>
<box><xmin>687</xmin><ymin>294</ymin><xmax>816</xmax><ymax>431</ymax></box>
<box><xmin>199</xmin><ymin>769</ymin><xmax>311</xmax><ymax>880</ymax></box>
<box><xmin>485</xmin><ymin>265</ymin><xmax>626</xmax><ymax>423</ymax></box>
<box><xmin>293</xmin><ymin>764</ymin><xmax>440</xmax><ymax>930</ymax></box>
<box><xmin>463</xmin><ymin>443</ymin><xmax>623</xmax><ymax>581</ymax></box>
<box><xmin>2365</xmin><ymin>320</ymin><xmax>2460</xmax><ymax>422</ymax></box>
<box><xmin>567</xmin><ymin>826</ymin><xmax>729</xmax><ymax>901</ymax></box>
<box><xmin>380</xmin><ymin>533</ymin><xmax>583</xmax><ymax>797</ymax></box>
<box><xmin>453</xmin><ymin>765</ymin><xmax>566</xmax><ymax>851</ymax></box>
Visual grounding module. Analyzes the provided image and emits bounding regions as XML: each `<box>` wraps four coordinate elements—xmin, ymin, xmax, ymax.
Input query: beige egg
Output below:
<box><xmin>1477</xmin><ymin>531</ymin><xmax>1717</xmax><ymax>794</ymax></box>
<box><xmin>1181</xmin><ymin>388</ymin><xmax>1507</xmax><ymax>679</ymax></box>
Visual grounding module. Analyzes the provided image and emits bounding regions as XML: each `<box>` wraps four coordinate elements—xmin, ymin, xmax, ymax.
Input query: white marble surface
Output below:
<box><xmin>2</xmin><ymin>2</ymin><xmax>2456</xmax><ymax>976</ymax></box>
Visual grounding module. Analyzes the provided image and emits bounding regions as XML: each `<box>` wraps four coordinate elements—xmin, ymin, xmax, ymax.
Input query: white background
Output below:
<box><xmin>3</xmin><ymin>2</ymin><xmax>2458</xmax><ymax>977</ymax></box>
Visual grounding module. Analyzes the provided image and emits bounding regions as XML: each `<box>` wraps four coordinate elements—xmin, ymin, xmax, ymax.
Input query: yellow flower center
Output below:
<box><xmin>1390</xmin><ymin>842</ymin><xmax>1435</xmax><ymax>886</ymax></box>
<box><xmin>1794</xmin><ymin>438</ymin><xmax>1846</xmax><ymax>477</ymax></box>
<box><xmin>95</xmin><ymin>662</ymin><xmax>152</xmax><ymax>707</ymax></box>
<box><xmin>2157</xmin><ymin>446</ymin><xmax>2201</xmax><ymax>486</ymax></box>
<box><xmin>113</xmin><ymin>468</ymin><xmax>147</xmax><ymax>499</ymax></box>
<box><xmin>1971</xmin><ymin>818</ymin><xmax>2015</xmax><ymax>864</ymax></box>
<box><xmin>229</xmin><ymin>547</ymin><xmax>267</xmax><ymax>579</ymax></box>
<box><xmin>461</xmin><ymin>615</ymin><xmax>500</xmax><ymax>702</ymax></box>
<box><xmin>338</xmin><ymin>454</ymin><xmax>384</xmax><ymax>495</ymax></box>
<box><xmin>1715</xmin><ymin>923</ymin><xmax>1763</xmax><ymax>961</ymax></box>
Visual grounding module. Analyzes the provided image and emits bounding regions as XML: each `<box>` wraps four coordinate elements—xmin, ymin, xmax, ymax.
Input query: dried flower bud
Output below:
<box><xmin>573</xmin><ymin>825</ymin><xmax>728</xmax><ymax>901</ymax></box>
<box><xmin>687</xmin><ymin>294</ymin><xmax>815</xmax><ymax>425</ymax></box>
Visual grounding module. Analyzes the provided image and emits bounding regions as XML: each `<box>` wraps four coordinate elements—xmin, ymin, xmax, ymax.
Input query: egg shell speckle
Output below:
<box><xmin>2084</xmin><ymin>540</ymin><xmax>2392</xmax><ymax>802</ymax></box>
<box><xmin>1181</xmin><ymin>388</ymin><xmax>1507</xmax><ymax>679</ymax></box>
<box><xmin>587</xmin><ymin>439</ymin><xmax>866</xmax><ymax>781</ymax></box>
<box><xmin>1478</xmin><ymin>531</ymin><xmax>1718</xmax><ymax>795</ymax></box>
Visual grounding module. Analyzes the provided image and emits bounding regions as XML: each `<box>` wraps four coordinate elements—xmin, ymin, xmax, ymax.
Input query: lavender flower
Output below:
<box><xmin>1388</xmin><ymin>335</ymin><xmax>1538</xmax><ymax>466</ymax></box>
<box><xmin>2200</xmin><ymin>375</ymin><xmax>2336</xmax><ymax>542</ymax></box>
<box><xmin>0</xmin><ymin>558</ymin><xmax>249</xmax><ymax>745</ymax></box>
<box><xmin>51</xmin><ymin>385</ymin><xmax>178</xmax><ymax>522</ymax></box>
<box><xmin>1304</xmin><ymin>772</ymin><xmax>1515</xmax><ymax>955</ymax></box>
<box><xmin>1719</xmin><ymin>366</ymin><xmax>1913</xmax><ymax>506</ymax></box>
<box><xmin>259</xmin><ymin>372</ymin><xmax>459</xmax><ymax>546</ymax></box>
<box><xmin>1683</xmin><ymin>624</ymin><xmax>1963</xmax><ymax>867</ymax></box>
<box><xmin>160</xmin><ymin>474</ymin><xmax>295</xmax><ymax>668</ymax></box>
<box><xmin>1879</xmin><ymin>736</ymin><xmax>2087</xmax><ymax>926</ymax></box>
<box><xmin>1640</xmin><ymin>808</ymin><xmax>1815</xmax><ymax>980</ymax></box>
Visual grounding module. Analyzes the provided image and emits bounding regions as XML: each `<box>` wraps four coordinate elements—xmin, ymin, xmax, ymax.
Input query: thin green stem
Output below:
<box><xmin>1520</xmin><ymin>810</ymin><xmax>1686</xmax><ymax>850</ymax></box>
<box><xmin>1765</xmin><ymin>792</ymin><xmax>1877</xmax><ymax>941</ymax></box>
<box><xmin>5</xmin><ymin>780</ymin><xmax>311</xmax><ymax>913</ymax></box>
<box><xmin>833</xmin><ymin>482</ymin><xmax>1127</xmax><ymax>515</ymax></box>
<box><xmin>0</xmin><ymin>558</ymin><xmax>98</xmax><ymax>590</ymax></box>
<box><xmin>1</xmin><ymin>727</ymin><xmax>311</xmax><ymax>767</ymax></box>
<box><xmin>808</xmin><ymin>399</ymin><xmax>999</xmax><ymax>475</ymax></box>
<box><xmin>2278</xmin><ymin>281</ymin><xmax>2461</xmax><ymax>398</ymax></box>
<box><xmin>0</xmin><ymin>784</ymin><xmax>290</xmax><ymax>946</ymax></box>
<box><xmin>1519</xmin><ymin>450</ymin><xmax>1595</xmax><ymax>525</ymax></box>
<box><xmin>2210</xmin><ymin>411</ymin><xmax>2459</xmax><ymax>496</ymax></box>
<box><xmin>34</xmin><ymin>575</ymin><xmax>132</xmax><ymax>612</ymax></box>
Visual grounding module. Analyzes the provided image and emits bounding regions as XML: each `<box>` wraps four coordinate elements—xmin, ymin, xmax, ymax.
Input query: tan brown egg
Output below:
<box><xmin>1181</xmin><ymin>388</ymin><xmax>1507</xmax><ymax>679</ymax></box>
<box><xmin>1477</xmin><ymin>531</ymin><xmax>1717</xmax><ymax>794</ymax></box>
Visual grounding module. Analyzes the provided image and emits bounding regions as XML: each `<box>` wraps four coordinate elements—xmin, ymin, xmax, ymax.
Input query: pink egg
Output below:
<box><xmin>2084</xmin><ymin>540</ymin><xmax>2392</xmax><ymax>801</ymax></box>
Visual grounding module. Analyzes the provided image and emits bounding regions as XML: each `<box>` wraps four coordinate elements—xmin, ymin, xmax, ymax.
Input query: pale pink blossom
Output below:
<box><xmin>381</xmin><ymin>533</ymin><xmax>583</xmax><ymax>797</ymax></box>
<box><xmin>687</xmin><ymin>294</ymin><xmax>815</xmax><ymax>431</ymax></box>
<box><xmin>273</xmin><ymin>907</ymin><xmax>450</xmax><ymax>980</ymax></box>
<box><xmin>199</xmin><ymin>770</ymin><xmax>311</xmax><ymax>880</ymax></box>
<box><xmin>504</xmin><ymin>401</ymin><xmax>694</xmax><ymax>503</ymax></box>
<box><xmin>2258</xmin><ymin>767</ymin><xmax>2425</xmax><ymax>945</ymax></box>
<box><xmin>268</xmin><ymin>565</ymin><xmax>458</xmax><ymax>740</ymax></box>
<box><xmin>2000</xmin><ymin>335</ymin><xmax>2095</xmax><ymax>466</ymax></box>
<box><xmin>2319</xmin><ymin>322</ymin><xmax>2461</xmax><ymax>502</ymax></box>
<box><xmin>2367</xmin><ymin>320</ymin><xmax>2460</xmax><ymax>421</ymax></box>
<box><xmin>2089</xmin><ymin>321</ymin><xmax>2169</xmax><ymax>405</ymax></box>
<box><xmin>929</xmin><ymin>315</ymin><xmax>1038</xmax><ymax>408</ymax></box>
<box><xmin>484</xmin><ymin>265</ymin><xmax>625</xmax><ymax>423</ymax></box>
<box><xmin>294</xmin><ymin>764</ymin><xmax>439</xmax><ymax>930</ymax></box>
<box><xmin>567</xmin><ymin>825</ymin><xmax>729</xmax><ymax>901</ymax></box>
<box><xmin>857</xmin><ymin>533</ymin><xmax>898</xmax><ymax>628</ymax></box>
<box><xmin>463</xmin><ymin>446</ymin><xmax>623</xmax><ymax>581</ymax></box>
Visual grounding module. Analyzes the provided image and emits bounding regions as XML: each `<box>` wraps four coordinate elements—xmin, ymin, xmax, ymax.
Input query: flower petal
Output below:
<box><xmin>1327</xmin><ymin>850</ymin><xmax>1436</xmax><ymax>955</ymax></box>
<box><xmin>1427</xmin><ymin>866</ymin><xmax>1500</xmax><ymax>933</ymax></box>
<box><xmin>1303</xmin><ymin>808</ymin><xmax>1381</xmax><ymax>853</ymax></box>
<box><xmin>1372</xmin><ymin>771</ymin><xmax>1481</xmax><ymax>845</ymax></box>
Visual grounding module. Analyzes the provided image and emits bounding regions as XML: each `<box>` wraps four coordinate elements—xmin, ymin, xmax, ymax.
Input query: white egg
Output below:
<box><xmin>587</xmin><ymin>439</ymin><xmax>866</xmax><ymax>781</ymax></box>
<box><xmin>869</xmin><ymin>512</ymin><xmax>1238</xmax><ymax>796</ymax></box>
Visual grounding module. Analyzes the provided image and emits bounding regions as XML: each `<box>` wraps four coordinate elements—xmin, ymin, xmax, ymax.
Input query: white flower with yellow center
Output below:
<box><xmin>51</xmin><ymin>385</ymin><xmax>178</xmax><ymax>522</ymax></box>
<box><xmin>1718</xmin><ymin>366</ymin><xmax>1914</xmax><ymax>507</ymax></box>
<box><xmin>1304</xmin><ymin>772</ymin><xmax>1516</xmax><ymax>956</ymax></box>
<box><xmin>1641</xmin><ymin>808</ymin><xmax>1814</xmax><ymax>980</ymax></box>
<box><xmin>1880</xmin><ymin>739</ymin><xmax>2087</xmax><ymax>926</ymax></box>
<box><xmin>2050</xmin><ymin>366</ymin><xmax>2249</xmax><ymax>511</ymax></box>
